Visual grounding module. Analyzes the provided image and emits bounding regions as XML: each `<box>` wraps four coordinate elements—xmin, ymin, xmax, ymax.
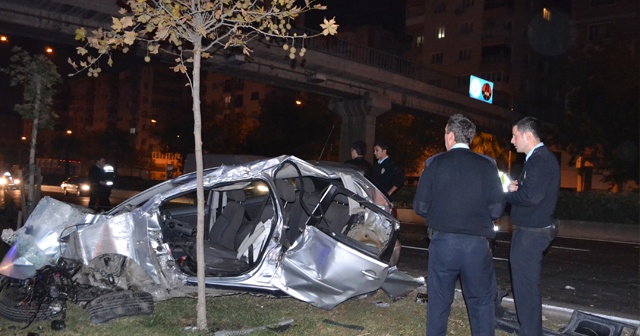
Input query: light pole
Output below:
<box><xmin>64</xmin><ymin>130</ymin><xmax>72</xmax><ymax>177</ymax></box>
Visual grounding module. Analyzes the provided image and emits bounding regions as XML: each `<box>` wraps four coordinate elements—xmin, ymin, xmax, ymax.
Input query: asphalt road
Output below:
<box><xmin>398</xmin><ymin>225</ymin><xmax>640</xmax><ymax>321</ymax></box>
<box><xmin>2</xmin><ymin>187</ymin><xmax>638</xmax><ymax>321</ymax></box>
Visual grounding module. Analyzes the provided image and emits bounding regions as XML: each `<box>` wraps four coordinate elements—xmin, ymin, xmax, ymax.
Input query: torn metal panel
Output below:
<box><xmin>0</xmin><ymin>197</ymin><xmax>90</xmax><ymax>279</ymax></box>
<box><xmin>61</xmin><ymin>212</ymin><xmax>139</xmax><ymax>265</ymax></box>
<box><xmin>273</xmin><ymin>226</ymin><xmax>388</xmax><ymax>309</ymax></box>
<box><xmin>379</xmin><ymin>266</ymin><xmax>426</xmax><ymax>300</ymax></box>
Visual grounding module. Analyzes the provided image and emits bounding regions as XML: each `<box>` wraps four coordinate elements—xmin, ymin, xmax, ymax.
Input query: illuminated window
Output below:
<box><xmin>415</xmin><ymin>35</ymin><xmax>424</xmax><ymax>47</ymax></box>
<box><xmin>436</xmin><ymin>26</ymin><xmax>445</xmax><ymax>39</ymax></box>
<box><xmin>224</xmin><ymin>95</ymin><xmax>232</xmax><ymax>108</ymax></box>
<box><xmin>543</xmin><ymin>8</ymin><xmax>551</xmax><ymax>21</ymax></box>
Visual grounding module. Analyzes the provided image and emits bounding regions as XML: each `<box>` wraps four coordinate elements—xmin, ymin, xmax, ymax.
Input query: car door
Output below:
<box><xmin>272</xmin><ymin>182</ymin><xmax>391</xmax><ymax>309</ymax></box>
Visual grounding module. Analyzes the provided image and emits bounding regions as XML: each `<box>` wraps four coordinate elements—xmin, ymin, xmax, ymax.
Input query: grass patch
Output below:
<box><xmin>0</xmin><ymin>290</ymin><xmax>568</xmax><ymax>335</ymax></box>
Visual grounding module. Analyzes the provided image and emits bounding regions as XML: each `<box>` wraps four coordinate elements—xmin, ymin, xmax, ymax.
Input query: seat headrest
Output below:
<box><xmin>296</xmin><ymin>177</ymin><xmax>315</xmax><ymax>193</ymax></box>
<box><xmin>275</xmin><ymin>179</ymin><xmax>296</xmax><ymax>203</ymax></box>
<box><xmin>227</xmin><ymin>189</ymin><xmax>246</xmax><ymax>202</ymax></box>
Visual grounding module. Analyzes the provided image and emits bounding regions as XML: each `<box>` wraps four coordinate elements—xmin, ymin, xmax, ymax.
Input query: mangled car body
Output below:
<box><xmin>0</xmin><ymin>156</ymin><xmax>422</xmax><ymax>315</ymax></box>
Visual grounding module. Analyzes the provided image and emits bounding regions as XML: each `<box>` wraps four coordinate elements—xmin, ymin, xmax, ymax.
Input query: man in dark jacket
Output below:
<box><xmin>344</xmin><ymin>140</ymin><xmax>372</xmax><ymax>177</ymax></box>
<box><xmin>506</xmin><ymin>116</ymin><xmax>560</xmax><ymax>336</ymax></box>
<box><xmin>371</xmin><ymin>141</ymin><xmax>405</xmax><ymax>198</ymax></box>
<box><xmin>88</xmin><ymin>157</ymin><xmax>109</xmax><ymax>210</ymax></box>
<box><xmin>413</xmin><ymin>114</ymin><xmax>505</xmax><ymax>336</ymax></box>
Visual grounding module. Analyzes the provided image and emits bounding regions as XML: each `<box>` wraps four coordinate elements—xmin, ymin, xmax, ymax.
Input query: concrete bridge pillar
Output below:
<box><xmin>329</xmin><ymin>93</ymin><xmax>392</xmax><ymax>163</ymax></box>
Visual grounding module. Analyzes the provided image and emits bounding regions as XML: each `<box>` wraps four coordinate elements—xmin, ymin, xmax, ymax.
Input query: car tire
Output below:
<box><xmin>85</xmin><ymin>290</ymin><xmax>154</xmax><ymax>324</ymax></box>
<box><xmin>0</xmin><ymin>281</ymin><xmax>64</xmax><ymax>322</ymax></box>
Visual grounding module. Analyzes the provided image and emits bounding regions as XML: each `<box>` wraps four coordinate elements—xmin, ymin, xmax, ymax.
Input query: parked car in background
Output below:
<box><xmin>60</xmin><ymin>176</ymin><xmax>91</xmax><ymax>196</ymax></box>
<box><xmin>0</xmin><ymin>172</ymin><xmax>19</xmax><ymax>190</ymax></box>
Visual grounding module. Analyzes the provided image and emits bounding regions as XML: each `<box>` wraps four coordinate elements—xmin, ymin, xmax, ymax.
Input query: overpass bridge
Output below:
<box><xmin>0</xmin><ymin>0</ymin><xmax>516</xmax><ymax>161</ymax></box>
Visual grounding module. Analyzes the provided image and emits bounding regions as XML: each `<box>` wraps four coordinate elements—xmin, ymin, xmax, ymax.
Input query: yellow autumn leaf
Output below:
<box><xmin>120</xmin><ymin>16</ymin><xmax>135</xmax><ymax>29</ymax></box>
<box><xmin>320</xmin><ymin>17</ymin><xmax>338</xmax><ymax>36</ymax></box>
<box><xmin>112</xmin><ymin>17</ymin><xmax>122</xmax><ymax>31</ymax></box>
<box><xmin>75</xmin><ymin>28</ymin><xmax>86</xmax><ymax>41</ymax></box>
<box><xmin>123</xmin><ymin>31</ymin><xmax>137</xmax><ymax>45</ymax></box>
<box><xmin>172</xmin><ymin>64</ymin><xmax>187</xmax><ymax>73</ymax></box>
<box><xmin>76</xmin><ymin>46</ymin><xmax>88</xmax><ymax>55</ymax></box>
<box><xmin>138</xmin><ymin>14</ymin><xmax>151</xmax><ymax>23</ymax></box>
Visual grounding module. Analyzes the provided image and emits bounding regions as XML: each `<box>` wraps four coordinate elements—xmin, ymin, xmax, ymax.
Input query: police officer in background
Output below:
<box><xmin>88</xmin><ymin>157</ymin><xmax>110</xmax><ymax>210</ymax></box>
<box><xmin>371</xmin><ymin>141</ymin><xmax>405</xmax><ymax>199</ymax></box>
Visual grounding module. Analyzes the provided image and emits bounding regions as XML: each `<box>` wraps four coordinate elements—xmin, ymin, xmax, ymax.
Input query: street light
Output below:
<box><xmin>45</xmin><ymin>46</ymin><xmax>53</xmax><ymax>54</ymax></box>
<box><xmin>0</xmin><ymin>35</ymin><xmax>7</xmax><ymax>43</ymax></box>
<box><xmin>64</xmin><ymin>130</ymin><xmax>73</xmax><ymax>176</ymax></box>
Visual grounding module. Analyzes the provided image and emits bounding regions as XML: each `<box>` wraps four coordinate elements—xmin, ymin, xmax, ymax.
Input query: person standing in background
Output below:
<box><xmin>344</xmin><ymin>140</ymin><xmax>372</xmax><ymax>177</ymax></box>
<box><xmin>506</xmin><ymin>116</ymin><xmax>560</xmax><ymax>336</ymax></box>
<box><xmin>371</xmin><ymin>141</ymin><xmax>405</xmax><ymax>199</ymax></box>
<box><xmin>88</xmin><ymin>157</ymin><xmax>109</xmax><ymax>210</ymax></box>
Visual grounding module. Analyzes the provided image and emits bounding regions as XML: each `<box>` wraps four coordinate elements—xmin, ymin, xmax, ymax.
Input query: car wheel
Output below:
<box><xmin>0</xmin><ymin>280</ymin><xmax>64</xmax><ymax>322</ymax></box>
<box><xmin>85</xmin><ymin>290</ymin><xmax>154</xmax><ymax>324</ymax></box>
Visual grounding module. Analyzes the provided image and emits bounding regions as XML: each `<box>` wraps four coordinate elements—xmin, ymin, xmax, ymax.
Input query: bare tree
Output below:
<box><xmin>3</xmin><ymin>47</ymin><xmax>61</xmax><ymax>217</ymax></box>
<box><xmin>68</xmin><ymin>0</ymin><xmax>337</xmax><ymax>330</ymax></box>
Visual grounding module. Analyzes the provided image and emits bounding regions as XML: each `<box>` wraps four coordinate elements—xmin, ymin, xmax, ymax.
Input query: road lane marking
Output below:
<box><xmin>496</xmin><ymin>240</ymin><xmax>590</xmax><ymax>252</ymax></box>
<box><xmin>402</xmin><ymin>245</ymin><xmax>429</xmax><ymax>252</ymax></box>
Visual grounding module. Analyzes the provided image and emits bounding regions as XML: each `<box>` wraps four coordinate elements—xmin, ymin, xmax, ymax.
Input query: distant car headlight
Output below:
<box><xmin>80</xmin><ymin>184</ymin><xmax>90</xmax><ymax>191</ymax></box>
<box><xmin>12</xmin><ymin>179</ymin><xmax>20</xmax><ymax>185</ymax></box>
<box><xmin>106</xmin><ymin>181</ymin><xmax>113</xmax><ymax>186</ymax></box>
<box><xmin>0</xmin><ymin>177</ymin><xmax>6</xmax><ymax>185</ymax></box>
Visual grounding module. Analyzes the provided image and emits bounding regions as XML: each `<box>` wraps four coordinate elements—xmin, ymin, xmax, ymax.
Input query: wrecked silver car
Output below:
<box><xmin>0</xmin><ymin>156</ymin><xmax>422</xmax><ymax>323</ymax></box>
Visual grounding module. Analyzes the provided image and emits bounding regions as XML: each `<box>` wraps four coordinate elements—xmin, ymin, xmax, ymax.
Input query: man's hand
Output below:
<box><xmin>508</xmin><ymin>180</ymin><xmax>519</xmax><ymax>192</ymax></box>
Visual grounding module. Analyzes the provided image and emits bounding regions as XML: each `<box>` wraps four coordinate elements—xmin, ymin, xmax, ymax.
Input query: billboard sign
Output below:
<box><xmin>469</xmin><ymin>75</ymin><xmax>493</xmax><ymax>104</ymax></box>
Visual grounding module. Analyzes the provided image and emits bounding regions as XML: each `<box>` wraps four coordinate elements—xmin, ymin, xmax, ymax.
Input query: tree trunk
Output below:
<box><xmin>27</xmin><ymin>75</ymin><xmax>42</xmax><ymax>217</ymax></box>
<box><xmin>191</xmin><ymin>47</ymin><xmax>207</xmax><ymax>330</ymax></box>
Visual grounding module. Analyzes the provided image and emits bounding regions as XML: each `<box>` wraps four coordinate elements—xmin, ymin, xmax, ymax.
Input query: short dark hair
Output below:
<box><xmin>351</xmin><ymin>140</ymin><xmax>367</xmax><ymax>156</ymax></box>
<box><xmin>446</xmin><ymin>114</ymin><xmax>476</xmax><ymax>144</ymax></box>
<box><xmin>514</xmin><ymin>116</ymin><xmax>541</xmax><ymax>140</ymax></box>
<box><xmin>373</xmin><ymin>141</ymin><xmax>390</xmax><ymax>152</ymax></box>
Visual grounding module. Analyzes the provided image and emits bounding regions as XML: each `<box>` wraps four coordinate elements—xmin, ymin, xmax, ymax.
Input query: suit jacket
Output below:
<box><xmin>371</xmin><ymin>157</ymin><xmax>405</xmax><ymax>195</ymax></box>
<box><xmin>413</xmin><ymin>148</ymin><xmax>505</xmax><ymax>238</ymax></box>
<box><xmin>505</xmin><ymin>145</ymin><xmax>560</xmax><ymax>228</ymax></box>
<box><xmin>344</xmin><ymin>157</ymin><xmax>372</xmax><ymax>177</ymax></box>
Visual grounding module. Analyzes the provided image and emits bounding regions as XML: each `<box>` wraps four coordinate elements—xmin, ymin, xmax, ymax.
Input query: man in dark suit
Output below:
<box><xmin>413</xmin><ymin>114</ymin><xmax>505</xmax><ymax>336</ymax></box>
<box><xmin>506</xmin><ymin>116</ymin><xmax>560</xmax><ymax>336</ymax></box>
<box><xmin>371</xmin><ymin>140</ymin><xmax>405</xmax><ymax>199</ymax></box>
